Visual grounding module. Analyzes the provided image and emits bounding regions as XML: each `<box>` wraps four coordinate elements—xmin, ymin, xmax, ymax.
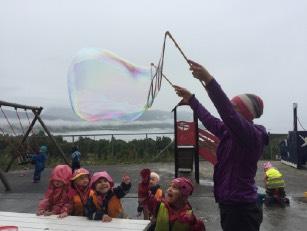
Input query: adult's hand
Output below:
<box><xmin>174</xmin><ymin>85</ymin><xmax>193</xmax><ymax>104</ymax></box>
<box><xmin>188</xmin><ymin>60</ymin><xmax>213</xmax><ymax>85</ymax></box>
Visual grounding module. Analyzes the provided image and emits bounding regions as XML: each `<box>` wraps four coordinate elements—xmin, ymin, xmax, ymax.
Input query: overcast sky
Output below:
<box><xmin>1</xmin><ymin>0</ymin><xmax>307</xmax><ymax>132</ymax></box>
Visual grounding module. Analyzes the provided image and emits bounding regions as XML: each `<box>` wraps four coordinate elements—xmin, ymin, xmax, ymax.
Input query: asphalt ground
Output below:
<box><xmin>1</xmin><ymin>161</ymin><xmax>307</xmax><ymax>230</ymax></box>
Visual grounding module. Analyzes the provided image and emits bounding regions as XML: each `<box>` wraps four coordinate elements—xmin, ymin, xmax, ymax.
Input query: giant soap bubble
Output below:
<box><xmin>68</xmin><ymin>48</ymin><xmax>154</xmax><ymax>121</ymax></box>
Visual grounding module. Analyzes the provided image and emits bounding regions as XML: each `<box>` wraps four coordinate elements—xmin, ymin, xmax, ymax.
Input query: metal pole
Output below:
<box><xmin>293</xmin><ymin>103</ymin><xmax>298</xmax><ymax>132</ymax></box>
<box><xmin>194</xmin><ymin>111</ymin><xmax>200</xmax><ymax>184</ymax></box>
<box><xmin>268</xmin><ymin>132</ymin><xmax>272</xmax><ymax>160</ymax></box>
<box><xmin>174</xmin><ymin>106</ymin><xmax>178</xmax><ymax>178</ymax></box>
<box><xmin>111</xmin><ymin>135</ymin><xmax>114</xmax><ymax>157</ymax></box>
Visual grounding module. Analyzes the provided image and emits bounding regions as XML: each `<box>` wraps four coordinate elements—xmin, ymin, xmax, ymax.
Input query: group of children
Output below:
<box><xmin>36</xmin><ymin>165</ymin><xmax>205</xmax><ymax>231</ymax></box>
<box><xmin>37</xmin><ymin>165</ymin><xmax>131</xmax><ymax>221</ymax></box>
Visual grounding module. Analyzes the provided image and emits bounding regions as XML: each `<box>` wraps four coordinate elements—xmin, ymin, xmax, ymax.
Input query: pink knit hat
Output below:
<box><xmin>90</xmin><ymin>171</ymin><xmax>114</xmax><ymax>188</ymax></box>
<box><xmin>231</xmin><ymin>94</ymin><xmax>263</xmax><ymax>121</ymax></box>
<box><xmin>263</xmin><ymin>161</ymin><xmax>273</xmax><ymax>170</ymax></box>
<box><xmin>172</xmin><ymin>177</ymin><xmax>194</xmax><ymax>198</ymax></box>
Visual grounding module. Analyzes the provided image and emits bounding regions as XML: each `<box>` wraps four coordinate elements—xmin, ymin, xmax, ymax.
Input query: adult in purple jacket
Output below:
<box><xmin>174</xmin><ymin>60</ymin><xmax>269</xmax><ymax>231</ymax></box>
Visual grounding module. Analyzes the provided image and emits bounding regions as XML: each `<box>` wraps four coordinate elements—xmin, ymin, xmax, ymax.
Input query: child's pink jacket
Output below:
<box><xmin>38</xmin><ymin>165</ymin><xmax>72</xmax><ymax>214</ymax></box>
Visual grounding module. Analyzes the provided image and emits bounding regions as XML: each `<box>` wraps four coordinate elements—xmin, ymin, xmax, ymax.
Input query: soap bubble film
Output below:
<box><xmin>68</xmin><ymin>48</ymin><xmax>153</xmax><ymax>121</ymax></box>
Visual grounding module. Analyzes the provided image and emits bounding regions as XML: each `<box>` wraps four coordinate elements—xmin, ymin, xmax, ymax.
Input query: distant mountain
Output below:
<box><xmin>42</xmin><ymin>107</ymin><xmax>193</xmax><ymax>122</ymax></box>
<box><xmin>42</xmin><ymin>107</ymin><xmax>80</xmax><ymax>121</ymax></box>
<box><xmin>0</xmin><ymin>106</ymin><xmax>195</xmax><ymax>133</ymax></box>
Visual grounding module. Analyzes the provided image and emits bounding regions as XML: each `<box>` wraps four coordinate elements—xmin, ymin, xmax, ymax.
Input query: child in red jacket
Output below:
<box><xmin>138</xmin><ymin>169</ymin><xmax>163</xmax><ymax>219</ymax></box>
<box><xmin>37</xmin><ymin>165</ymin><xmax>72</xmax><ymax>218</ymax></box>
<box><xmin>146</xmin><ymin>176</ymin><xmax>205</xmax><ymax>231</ymax></box>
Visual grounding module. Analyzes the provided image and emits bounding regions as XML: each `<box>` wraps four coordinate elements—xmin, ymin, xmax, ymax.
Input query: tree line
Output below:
<box><xmin>0</xmin><ymin>132</ymin><xmax>287</xmax><ymax>169</ymax></box>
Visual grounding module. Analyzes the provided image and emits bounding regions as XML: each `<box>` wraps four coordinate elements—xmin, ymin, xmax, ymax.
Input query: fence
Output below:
<box><xmin>0</xmin><ymin>131</ymin><xmax>287</xmax><ymax>169</ymax></box>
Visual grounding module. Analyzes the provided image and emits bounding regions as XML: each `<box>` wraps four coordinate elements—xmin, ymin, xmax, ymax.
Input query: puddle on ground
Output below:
<box><xmin>263</xmin><ymin>196</ymin><xmax>307</xmax><ymax>211</ymax></box>
<box><xmin>290</xmin><ymin>196</ymin><xmax>307</xmax><ymax>205</ymax></box>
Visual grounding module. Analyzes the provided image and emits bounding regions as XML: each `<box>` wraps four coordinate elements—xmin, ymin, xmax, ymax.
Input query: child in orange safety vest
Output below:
<box><xmin>84</xmin><ymin>171</ymin><xmax>131</xmax><ymax>222</ymax></box>
<box><xmin>69</xmin><ymin>168</ymin><xmax>91</xmax><ymax>216</ymax></box>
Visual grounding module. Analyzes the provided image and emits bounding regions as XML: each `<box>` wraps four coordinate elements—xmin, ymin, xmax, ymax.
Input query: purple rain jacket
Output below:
<box><xmin>189</xmin><ymin>79</ymin><xmax>269</xmax><ymax>204</ymax></box>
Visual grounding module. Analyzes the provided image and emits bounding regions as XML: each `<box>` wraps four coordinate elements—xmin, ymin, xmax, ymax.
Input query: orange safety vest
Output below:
<box><xmin>154</xmin><ymin>188</ymin><xmax>163</xmax><ymax>200</ymax></box>
<box><xmin>89</xmin><ymin>190</ymin><xmax>124</xmax><ymax>218</ymax></box>
<box><xmin>72</xmin><ymin>193</ymin><xmax>85</xmax><ymax>216</ymax></box>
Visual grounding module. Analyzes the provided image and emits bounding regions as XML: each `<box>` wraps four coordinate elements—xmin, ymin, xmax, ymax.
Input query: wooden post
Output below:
<box><xmin>35</xmin><ymin>113</ymin><xmax>70</xmax><ymax>165</ymax></box>
<box><xmin>0</xmin><ymin>100</ymin><xmax>41</xmax><ymax>111</ymax></box>
<box><xmin>0</xmin><ymin>168</ymin><xmax>11</xmax><ymax>191</ymax></box>
<box><xmin>5</xmin><ymin>108</ymin><xmax>41</xmax><ymax>172</ymax></box>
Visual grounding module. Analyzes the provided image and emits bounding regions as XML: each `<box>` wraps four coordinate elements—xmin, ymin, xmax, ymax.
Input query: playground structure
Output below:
<box><xmin>0</xmin><ymin>100</ymin><xmax>69</xmax><ymax>191</ymax></box>
<box><xmin>173</xmin><ymin>104</ymin><xmax>218</xmax><ymax>183</ymax></box>
<box><xmin>280</xmin><ymin>103</ymin><xmax>307</xmax><ymax>168</ymax></box>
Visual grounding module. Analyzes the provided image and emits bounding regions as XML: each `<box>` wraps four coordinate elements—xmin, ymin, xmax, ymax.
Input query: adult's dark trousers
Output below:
<box><xmin>219</xmin><ymin>202</ymin><xmax>263</xmax><ymax>231</ymax></box>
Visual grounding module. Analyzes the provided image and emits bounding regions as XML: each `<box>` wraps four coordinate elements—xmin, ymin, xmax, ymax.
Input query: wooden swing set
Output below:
<box><xmin>0</xmin><ymin>100</ymin><xmax>69</xmax><ymax>191</ymax></box>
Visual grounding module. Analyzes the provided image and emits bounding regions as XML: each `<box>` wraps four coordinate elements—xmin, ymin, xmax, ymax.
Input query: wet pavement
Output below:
<box><xmin>1</xmin><ymin>161</ymin><xmax>306</xmax><ymax>230</ymax></box>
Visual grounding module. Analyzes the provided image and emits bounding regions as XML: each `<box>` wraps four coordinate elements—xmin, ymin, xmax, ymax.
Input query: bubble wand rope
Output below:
<box><xmin>150</xmin><ymin>63</ymin><xmax>174</xmax><ymax>87</ymax></box>
<box><xmin>146</xmin><ymin>31</ymin><xmax>205</xmax><ymax>108</ymax></box>
<box><xmin>164</xmin><ymin>31</ymin><xmax>206</xmax><ymax>88</ymax></box>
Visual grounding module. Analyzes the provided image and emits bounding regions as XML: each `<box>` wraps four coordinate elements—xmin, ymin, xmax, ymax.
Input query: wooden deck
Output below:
<box><xmin>0</xmin><ymin>211</ymin><xmax>150</xmax><ymax>231</ymax></box>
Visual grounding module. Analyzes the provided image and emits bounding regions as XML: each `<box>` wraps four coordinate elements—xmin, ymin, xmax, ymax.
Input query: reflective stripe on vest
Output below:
<box><xmin>155</xmin><ymin>202</ymin><xmax>191</xmax><ymax>231</ymax></box>
<box><xmin>266</xmin><ymin>168</ymin><xmax>285</xmax><ymax>189</ymax></box>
